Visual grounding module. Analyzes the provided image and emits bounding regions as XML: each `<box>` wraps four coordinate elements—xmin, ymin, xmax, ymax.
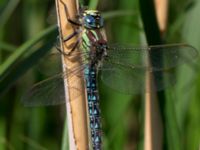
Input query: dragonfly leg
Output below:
<box><xmin>55</xmin><ymin>29</ymin><xmax>81</xmax><ymax>54</ymax></box>
<box><xmin>56</xmin><ymin>36</ymin><xmax>81</xmax><ymax>56</ymax></box>
<box><xmin>59</xmin><ymin>0</ymin><xmax>82</xmax><ymax>26</ymax></box>
<box><xmin>63</xmin><ymin>29</ymin><xmax>80</xmax><ymax>42</ymax></box>
<box><xmin>67</xmin><ymin>37</ymin><xmax>81</xmax><ymax>55</ymax></box>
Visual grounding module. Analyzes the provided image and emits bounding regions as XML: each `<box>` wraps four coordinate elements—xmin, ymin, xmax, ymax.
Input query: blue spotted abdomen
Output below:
<box><xmin>84</xmin><ymin>65</ymin><xmax>101</xmax><ymax>150</ymax></box>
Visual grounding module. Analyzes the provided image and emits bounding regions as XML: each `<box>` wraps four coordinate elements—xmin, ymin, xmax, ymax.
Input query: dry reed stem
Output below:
<box><xmin>154</xmin><ymin>0</ymin><xmax>168</xmax><ymax>34</ymax></box>
<box><xmin>144</xmin><ymin>0</ymin><xmax>168</xmax><ymax>150</ymax></box>
<box><xmin>144</xmin><ymin>72</ymin><xmax>163</xmax><ymax>150</ymax></box>
<box><xmin>55</xmin><ymin>0</ymin><xmax>89</xmax><ymax>149</ymax></box>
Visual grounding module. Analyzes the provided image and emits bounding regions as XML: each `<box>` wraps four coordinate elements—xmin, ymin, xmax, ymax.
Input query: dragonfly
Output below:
<box><xmin>22</xmin><ymin>1</ymin><xmax>198</xmax><ymax>150</ymax></box>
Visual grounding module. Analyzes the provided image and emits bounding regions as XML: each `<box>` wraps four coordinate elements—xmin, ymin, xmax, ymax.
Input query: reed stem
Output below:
<box><xmin>140</xmin><ymin>0</ymin><xmax>168</xmax><ymax>149</ymax></box>
<box><xmin>55</xmin><ymin>0</ymin><xmax>89</xmax><ymax>149</ymax></box>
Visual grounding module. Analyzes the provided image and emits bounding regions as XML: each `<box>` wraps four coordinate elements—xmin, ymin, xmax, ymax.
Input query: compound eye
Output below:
<box><xmin>86</xmin><ymin>15</ymin><xmax>95</xmax><ymax>24</ymax></box>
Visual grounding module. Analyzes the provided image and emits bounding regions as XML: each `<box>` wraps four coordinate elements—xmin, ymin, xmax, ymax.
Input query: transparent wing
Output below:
<box><xmin>36</xmin><ymin>51</ymin><xmax>63</xmax><ymax>76</ymax></box>
<box><xmin>100</xmin><ymin>60</ymin><xmax>176</xmax><ymax>94</ymax></box>
<box><xmin>100</xmin><ymin>43</ymin><xmax>197</xmax><ymax>94</ymax></box>
<box><xmin>46</xmin><ymin>5</ymin><xmax>57</xmax><ymax>25</ymax></box>
<box><xmin>21</xmin><ymin>74</ymin><xmax>66</xmax><ymax>106</ymax></box>
<box><xmin>21</xmin><ymin>64</ymin><xmax>86</xmax><ymax>107</ymax></box>
<box><xmin>106</xmin><ymin>43</ymin><xmax>198</xmax><ymax>71</ymax></box>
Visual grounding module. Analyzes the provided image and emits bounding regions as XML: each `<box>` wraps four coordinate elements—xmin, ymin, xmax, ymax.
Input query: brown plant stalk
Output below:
<box><xmin>55</xmin><ymin>0</ymin><xmax>89</xmax><ymax>149</ymax></box>
<box><xmin>155</xmin><ymin>0</ymin><xmax>168</xmax><ymax>34</ymax></box>
<box><xmin>144</xmin><ymin>0</ymin><xmax>168</xmax><ymax>150</ymax></box>
<box><xmin>144</xmin><ymin>71</ymin><xmax>163</xmax><ymax>150</ymax></box>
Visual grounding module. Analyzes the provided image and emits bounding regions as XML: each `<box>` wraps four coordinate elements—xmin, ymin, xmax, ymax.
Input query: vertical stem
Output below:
<box><xmin>144</xmin><ymin>72</ymin><xmax>163</xmax><ymax>150</ymax></box>
<box><xmin>55</xmin><ymin>0</ymin><xmax>89</xmax><ymax>149</ymax></box>
<box><xmin>140</xmin><ymin>0</ymin><xmax>168</xmax><ymax>150</ymax></box>
<box><xmin>154</xmin><ymin>0</ymin><xmax>168</xmax><ymax>34</ymax></box>
<box><xmin>0</xmin><ymin>0</ymin><xmax>20</xmax><ymax>63</ymax></box>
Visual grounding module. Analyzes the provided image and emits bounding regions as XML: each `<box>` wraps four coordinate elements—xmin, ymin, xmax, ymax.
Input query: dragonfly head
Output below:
<box><xmin>83</xmin><ymin>10</ymin><xmax>104</xmax><ymax>29</ymax></box>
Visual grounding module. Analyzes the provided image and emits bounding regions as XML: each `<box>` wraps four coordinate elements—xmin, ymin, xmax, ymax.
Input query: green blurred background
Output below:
<box><xmin>0</xmin><ymin>0</ymin><xmax>200</xmax><ymax>149</ymax></box>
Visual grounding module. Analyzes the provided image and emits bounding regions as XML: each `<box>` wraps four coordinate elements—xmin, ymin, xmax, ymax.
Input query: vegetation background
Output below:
<box><xmin>0</xmin><ymin>0</ymin><xmax>200</xmax><ymax>149</ymax></box>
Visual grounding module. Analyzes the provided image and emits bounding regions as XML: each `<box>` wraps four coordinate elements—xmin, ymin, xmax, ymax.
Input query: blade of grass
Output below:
<box><xmin>0</xmin><ymin>36</ymin><xmax>56</xmax><ymax>95</ymax></box>
<box><xmin>102</xmin><ymin>10</ymin><xmax>136</xmax><ymax>20</ymax></box>
<box><xmin>88</xmin><ymin>0</ymin><xmax>99</xmax><ymax>9</ymax></box>
<box><xmin>0</xmin><ymin>42</ymin><xmax>16</xmax><ymax>52</ymax></box>
<box><xmin>61</xmin><ymin>118</ymin><xmax>69</xmax><ymax>150</ymax></box>
<box><xmin>139</xmin><ymin>0</ymin><xmax>162</xmax><ymax>44</ymax></box>
<box><xmin>180</xmin><ymin>1</ymin><xmax>200</xmax><ymax>149</ymax></box>
<box><xmin>0</xmin><ymin>0</ymin><xmax>20</xmax><ymax>64</ymax></box>
<box><xmin>0</xmin><ymin>0</ymin><xmax>20</xmax><ymax>31</ymax></box>
<box><xmin>0</xmin><ymin>25</ymin><xmax>57</xmax><ymax>78</ymax></box>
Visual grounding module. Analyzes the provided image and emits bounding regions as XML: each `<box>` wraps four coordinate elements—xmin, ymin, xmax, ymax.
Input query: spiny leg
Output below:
<box><xmin>67</xmin><ymin>37</ymin><xmax>81</xmax><ymax>56</ymax></box>
<box><xmin>63</xmin><ymin>29</ymin><xmax>80</xmax><ymax>42</ymax></box>
<box><xmin>56</xmin><ymin>36</ymin><xmax>81</xmax><ymax>56</ymax></box>
<box><xmin>56</xmin><ymin>29</ymin><xmax>80</xmax><ymax>55</ymax></box>
<box><xmin>58</xmin><ymin>0</ymin><xmax>83</xmax><ymax>55</ymax></box>
<box><xmin>59</xmin><ymin>0</ymin><xmax>82</xmax><ymax>26</ymax></box>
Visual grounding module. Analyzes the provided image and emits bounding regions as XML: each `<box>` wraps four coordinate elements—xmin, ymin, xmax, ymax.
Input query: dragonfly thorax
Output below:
<box><xmin>89</xmin><ymin>43</ymin><xmax>108</xmax><ymax>67</ymax></box>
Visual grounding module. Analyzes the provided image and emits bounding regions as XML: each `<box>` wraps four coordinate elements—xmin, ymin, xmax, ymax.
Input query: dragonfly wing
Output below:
<box><xmin>100</xmin><ymin>61</ymin><xmax>144</xmax><ymax>94</ymax></box>
<box><xmin>149</xmin><ymin>44</ymin><xmax>198</xmax><ymax>70</ymax></box>
<box><xmin>21</xmin><ymin>74</ymin><xmax>66</xmax><ymax>106</ymax></box>
<box><xmin>36</xmin><ymin>51</ymin><xmax>63</xmax><ymax>76</ymax></box>
<box><xmin>100</xmin><ymin>60</ymin><xmax>176</xmax><ymax>94</ymax></box>
<box><xmin>106</xmin><ymin>43</ymin><xmax>198</xmax><ymax>71</ymax></box>
<box><xmin>21</xmin><ymin>64</ymin><xmax>86</xmax><ymax>107</ymax></box>
<box><xmin>106</xmin><ymin>44</ymin><xmax>147</xmax><ymax>69</ymax></box>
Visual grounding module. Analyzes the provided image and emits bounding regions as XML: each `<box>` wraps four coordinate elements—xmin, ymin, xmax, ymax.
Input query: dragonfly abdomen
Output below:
<box><xmin>84</xmin><ymin>66</ymin><xmax>102</xmax><ymax>150</ymax></box>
